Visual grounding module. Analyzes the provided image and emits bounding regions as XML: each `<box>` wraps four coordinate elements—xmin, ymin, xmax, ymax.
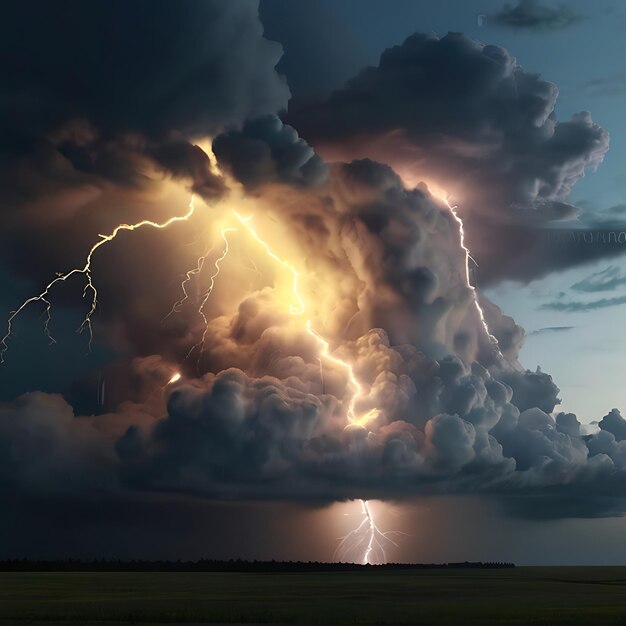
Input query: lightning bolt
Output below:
<box><xmin>336</xmin><ymin>500</ymin><xmax>404</xmax><ymax>565</ymax></box>
<box><xmin>230</xmin><ymin>210</ymin><xmax>395</xmax><ymax>565</ymax></box>
<box><xmin>3</xmin><ymin>190</ymin><xmax>396</xmax><ymax>563</ymax></box>
<box><xmin>232</xmin><ymin>210</ymin><xmax>378</xmax><ymax>428</ymax></box>
<box><xmin>184</xmin><ymin>226</ymin><xmax>236</xmax><ymax>363</ymax></box>
<box><xmin>444</xmin><ymin>196</ymin><xmax>501</xmax><ymax>353</ymax></box>
<box><xmin>1</xmin><ymin>196</ymin><xmax>197</xmax><ymax>363</ymax></box>
<box><xmin>232</xmin><ymin>210</ymin><xmax>304</xmax><ymax>315</ymax></box>
<box><xmin>305</xmin><ymin>322</ymin><xmax>379</xmax><ymax>427</ymax></box>
<box><xmin>166</xmin><ymin>248</ymin><xmax>213</xmax><ymax>319</ymax></box>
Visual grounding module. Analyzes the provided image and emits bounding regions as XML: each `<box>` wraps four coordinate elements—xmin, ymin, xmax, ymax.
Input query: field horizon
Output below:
<box><xmin>3</xmin><ymin>566</ymin><xmax>626</xmax><ymax>625</ymax></box>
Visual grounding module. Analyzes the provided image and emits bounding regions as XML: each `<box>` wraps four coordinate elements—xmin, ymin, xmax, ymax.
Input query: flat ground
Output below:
<box><xmin>2</xmin><ymin>567</ymin><xmax>626</xmax><ymax>625</ymax></box>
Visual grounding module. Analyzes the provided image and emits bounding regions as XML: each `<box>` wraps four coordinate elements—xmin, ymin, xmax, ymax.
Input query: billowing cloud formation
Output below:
<box><xmin>288</xmin><ymin>32</ymin><xmax>611</xmax><ymax>283</ymax></box>
<box><xmin>213</xmin><ymin>115</ymin><xmax>327</xmax><ymax>188</ymax></box>
<box><xmin>0</xmin><ymin>0</ymin><xmax>290</xmax><ymax>339</ymax></box>
<box><xmin>2</xmin><ymin>155</ymin><xmax>624</xmax><ymax>520</ymax></box>
<box><xmin>1</xmin><ymin>5</ymin><xmax>625</xmax><ymax>549</ymax></box>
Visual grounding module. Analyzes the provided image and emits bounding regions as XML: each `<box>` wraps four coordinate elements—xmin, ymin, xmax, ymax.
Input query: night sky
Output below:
<box><xmin>2</xmin><ymin>0</ymin><xmax>626</xmax><ymax>564</ymax></box>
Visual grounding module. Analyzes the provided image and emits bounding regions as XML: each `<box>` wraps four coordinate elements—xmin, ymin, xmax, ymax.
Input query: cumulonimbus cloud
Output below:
<box><xmin>0</xmin><ymin>4</ymin><xmax>624</xmax><ymax>543</ymax></box>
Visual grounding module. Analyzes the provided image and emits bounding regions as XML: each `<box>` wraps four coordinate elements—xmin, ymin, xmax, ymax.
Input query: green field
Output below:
<box><xmin>2</xmin><ymin>567</ymin><xmax>626</xmax><ymax>625</ymax></box>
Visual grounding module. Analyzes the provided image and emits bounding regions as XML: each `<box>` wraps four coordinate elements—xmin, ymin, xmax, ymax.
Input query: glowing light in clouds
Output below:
<box><xmin>0</xmin><ymin>197</ymin><xmax>198</xmax><ymax>363</ymax></box>
<box><xmin>1</xmin><ymin>178</ymin><xmax>501</xmax><ymax>564</ymax></box>
<box><xmin>336</xmin><ymin>500</ymin><xmax>404</xmax><ymax>564</ymax></box>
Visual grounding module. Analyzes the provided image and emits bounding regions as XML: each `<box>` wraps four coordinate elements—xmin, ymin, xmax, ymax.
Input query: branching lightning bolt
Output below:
<box><xmin>232</xmin><ymin>210</ymin><xmax>304</xmax><ymax>315</ymax></box>
<box><xmin>184</xmin><ymin>226</ymin><xmax>236</xmax><ymax>363</ymax></box>
<box><xmin>1</xmin><ymin>197</ymin><xmax>197</xmax><ymax>363</ymax></box>
<box><xmin>230</xmin><ymin>210</ymin><xmax>393</xmax><ymax>565</ymax></box>
<box><xmin>166</xmin><ymin>248</ymin><xmax>213</xmax><ymax>319</ymax></box>
<box><xmin>232</xmin><ymin>210</ymin><xmax>378</xmax><ymax>428</ymax></box>
<box><xmin>305</xmin><ymin>322</ymin><xmax>378</xmax><ymax>427</ymax></box>
<box><xmin>3</xmin><ymin>191</ymin><xmax>398</xmax><ymax>564</ymax></box>
<box><xmin>335</xmin><ymin>500</ymin><xmax>404</xmax><ymax>565</ymax></box>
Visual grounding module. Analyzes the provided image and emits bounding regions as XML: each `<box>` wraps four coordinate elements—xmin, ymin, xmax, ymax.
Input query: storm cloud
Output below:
<box><xmin>1</xmin><ymin>2</ymin><xmax>625</xmax><ymax>558</ymax></box>
<box><xmin>288</xmin><ymin>31</ymin><xmax>611</xmax><ymax>284</ymax></box>
<box><xmin>0</xmin><ymin>0</ymin><xmax>289</xmax><ymax>277</ymax></box>
<box><xmin>1</xmin><ymin>156</ymin><xmax>622</xmax><ymax>520</ymax></box>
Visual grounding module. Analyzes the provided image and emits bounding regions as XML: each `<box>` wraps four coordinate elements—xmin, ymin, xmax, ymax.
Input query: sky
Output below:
<box><xmin>2</xmin><ymin>0</ymin><xmax>626</xmax><ymax>565</ymax></box>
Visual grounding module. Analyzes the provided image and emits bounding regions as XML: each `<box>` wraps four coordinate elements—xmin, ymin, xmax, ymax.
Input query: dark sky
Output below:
<box><xmin>1</xmin><ymin>0</ymin><xmax>626</xmax><ymax>564</ymax></box>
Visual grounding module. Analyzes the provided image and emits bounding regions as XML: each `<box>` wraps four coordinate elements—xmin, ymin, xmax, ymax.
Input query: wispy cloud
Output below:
<box><xmin>584</xmin><ymin>74</ymin><xmax>626</xmax><ymax>97</ymax></box>
<box><xmin>540</xmin><ymin>295</ymin><xmax>626</xmax><ymax>313</ymax></box>
<box><xmin>572</xmin><ymin>265</ymin><xmax>626</xmax><ymax>293</ymax></box>
<box><xmin>491</xmin><ymin>0</ymin><xmax>583</xmax><ymax>31</ymax></box>
<box><xmin>527</xmin><ymin>326</ymin><xmax>574</xmax><ymax>336</ymax></box>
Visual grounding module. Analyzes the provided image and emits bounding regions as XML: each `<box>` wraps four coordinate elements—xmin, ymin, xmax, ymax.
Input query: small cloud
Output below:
<box><xmin>584</xmin><ymin>74</ymin><xmax>626</xmax><ymax>97</ymax></box>
<box><xmin>491</xmin><ymin>0</ymin><xmax>582</xmax><ymax>31</ymax></box>
<box><xmin>527</xmin><ymin>326</ymin><xmax>574</xmax><ymax>336</ymax></box>
<box><xmin>540</xmin><ymin>294</ymin><xmax>626</xmax><ymax>313</ymax></box>
<box><xmin>572</xmin><ymin>265</ymin><xmax>626</xmax><ymax>293</ymax></box>
<box><xmin>583</xmin><ymin>204</ymin><xmax>626</xmax><ymax>228</ymax></box>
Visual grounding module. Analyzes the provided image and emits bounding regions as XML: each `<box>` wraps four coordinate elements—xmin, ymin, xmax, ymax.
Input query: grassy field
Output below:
<box><xmin>2</xmin><ymin>567</ymin><xmax>626</xmax><ymax>625</ymax></box>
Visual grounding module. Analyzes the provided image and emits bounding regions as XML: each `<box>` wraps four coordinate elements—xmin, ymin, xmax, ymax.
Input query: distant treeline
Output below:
<box><xmin>0</xmin><ymin>559</ymin><xmax>514</xmax><ymax>572</ymax></box>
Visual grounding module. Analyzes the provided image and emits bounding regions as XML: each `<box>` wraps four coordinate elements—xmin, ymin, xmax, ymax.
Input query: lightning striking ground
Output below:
<box><xmin>335</xmin><ymin>500</ymin><xmax>403</xmax><ymax>564</ymax></box>
<box><xmin>1</xmin><ymin>197</ymin><xmax>198</xmax><ymax>363</ymax></box>
<box><xmin>3</xmin><ymin>194</ymin><xmax>395</xmax><ymax>564</ymax></box>
<box><xmin>231</xmin><ymin>210</ymin><xmax>391</xmax><ymax>563</ymax></box>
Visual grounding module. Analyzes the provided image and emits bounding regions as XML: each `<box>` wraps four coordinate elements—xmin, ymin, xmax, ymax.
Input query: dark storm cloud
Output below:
<box><xmin>490</xmin><ymin>0</ymin><xmax>582</xmax><ymax>31</ymax></box>
<box><xmin>0</xmin><ymin>0</ymin><xmax>291</xmax><ymax>379</ymax></box>
<box><xmin>1</xmin><ymin>155</ymin><xmax>626</xmax><ymax>522</ymax></box>
<box><xmin>571</xmin><ymin>265</ymin><xmax>626</xmax><ymax>293</ymax></box>
<box><xmin>0</xmin><ymin>0</ymin><xmax>289</xmax><ymax>144</ymax></box>
<box><xmin>0</xmin><ymin>392</ymin><xmax>118</xmax><ymax>497</ymax></box>
<box><xmin>0</xmin><ymin>0</ymin><xmax>290</xmax><ymax>212</ymax></box>
<box><xmin>213</xmin><ymin>115</ymin><xmax>327</xmax><ymax>189</ymax></box>
<box><xmin>0</xmin><ymin>353</ymin><xmax>620</xmax><ymax>516</ymax></box>
<box><xmin>4</xmin><ymin>4</ymin><xmax>626</xmax><ymax>546</ymax></box>
<box><xmin>498</xmin><ymin>368</ymin><xmax>560</xmax><ymax>414</ymax></box>
<box><xmin>288</xmin><ymin>31</ymin><xmax>610</xmax><ymax>284</ymax></box>
<box><xmin>599</xmin><ymin>409</ymin><xmax>626</xmax><ymax>441</ymax></box>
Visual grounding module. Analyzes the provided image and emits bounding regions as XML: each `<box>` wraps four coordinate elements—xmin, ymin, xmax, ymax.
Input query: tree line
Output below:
<box><xmin>0</xmin><ymin>559</ymin><xmax>515</xmax><ymax>572</ymax></box>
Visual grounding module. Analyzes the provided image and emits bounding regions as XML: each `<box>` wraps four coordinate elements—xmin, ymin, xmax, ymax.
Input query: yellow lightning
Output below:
<box><xmin>185</xmin><ymin>226</ymin><xmax>236</xmax><ymax>362</ymax></box>
<box><xmin>230</xmin><ymin>209</ymin><xmax>392</xmax><ymax>564</ymax></box>
<box><xmin>2</xmin><ymin>185</ymin><xmax>391</xmax><ymax>563</ymax></box>
<box><xmin>1</xmin><ymin>196</ymin><xmax>197</xmax><ymax>363</ymax></box>
<box><xmin>232</xmin><ymin>209</ymin><xmax>378</xmax><ymax>428</ymax></box>
<box><xmin>166</xmin><ymin>248</ymin><xmax>213</xmax><ymax>319</ymax></box>
<box><xmin>232</xmin><ymin>210</ymin><xmax>304</xmax><ymax>315</ymax></box>
<box><xmin>306</xmin><ymin>322</ymin><xmax>379</xmax><ymax>427</ymax></box>
<box><xmin>168</xmin><ymin>372</ymin><xmax>181</xmax><ymax>384</ymax></box>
